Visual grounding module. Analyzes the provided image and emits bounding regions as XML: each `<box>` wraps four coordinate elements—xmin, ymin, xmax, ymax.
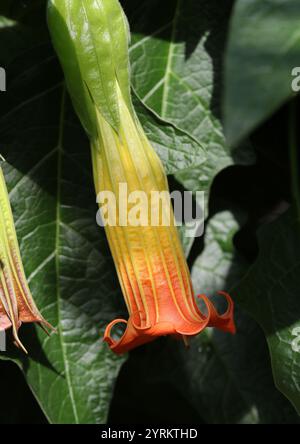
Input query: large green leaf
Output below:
<box><xmin>124</xmin><ymin>0</ymin><xmax>253</xmax><ymax>196</ymax></box>
<box><xmin>189</xmin><ymin>211</ymin><xmax>299</xmax><ymax>423</ymax></box>
<box><xmin>224</xmin><ymin>0</ymin><xmax>300</xmax><ymax>146</ymax></box>
<box><xmin>182</xmin><ymin>211</ymin><xmax>255</xmax><ymax>423</ymax></box>
<box><xmin>236</xmin><ymin>208</ymin><xmax>300</xmax><ymax>414</ymax></box>
<box><xmin>133</xmin><ymin>93</ymin><xmax>206</xmax><ymax>175</ymax></box>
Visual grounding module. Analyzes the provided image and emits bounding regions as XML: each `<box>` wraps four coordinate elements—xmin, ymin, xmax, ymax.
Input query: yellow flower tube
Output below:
<box><xmin>48</xmin><ymin>0</ymin><xmax>235</xmax><ymax>355</ymax></box>
<box><xmin>92</xmin><ymin>84</ymin><xmax>235</xmax><ymax>354</ymax></box>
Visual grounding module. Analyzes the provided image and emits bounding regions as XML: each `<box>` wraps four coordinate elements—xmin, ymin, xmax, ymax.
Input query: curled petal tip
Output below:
<box><xmin>39</xmin><ymin>321</ymin><xmax>57</xmax><ymax>336</ymax></box>
<box><xmin>197</xmin><ymin>291</ymin><xmax>236</xmax><ymax>334</ymax></box>
<box><xmin>103</xmin><ymin>318</ymin><xmax>128</xmax><ymax>350</ymax></box>
<box><xmin>14</xmin><ymin>337</ymin><xmax>28</xmax><ymax>355</ymax></box>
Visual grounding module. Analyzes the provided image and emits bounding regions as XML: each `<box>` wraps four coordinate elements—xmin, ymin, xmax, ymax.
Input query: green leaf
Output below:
<box><xmin>125</xmin><ymin>0</ymin><xmax>253</xmax><ymax>195</ymax></box>
<box><xmin>236</xmin><ymin>208</ymin><xmax>300</xmax><ymax>415</ymax></box>
<box><xmin>183</xmin><ymin>211</ymin><xmax>255</xmax><ymax>423</ymax></box>
<box><xmin>133</xmin><ymin>92</ymin><xmax>206</xmax><ymax>175</ymax></box>
<box><xmin>188</xmin><ymin>210</ymin><xmax>298</xmax><ymax>423</ymax></box>
<box><xmin>191</xmin><ymin>211</ymin><xmax>300</xmax><ymax>423</ymax></box>
<box><xmin>224</xmin><ymin>0</ymin><xmax>300</xmax><ymax>146</ymax></box>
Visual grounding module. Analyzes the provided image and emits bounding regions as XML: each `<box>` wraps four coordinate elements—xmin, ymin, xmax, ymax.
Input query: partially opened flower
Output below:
<box><xmin>94</xmin><ymin>86</ymin><xmax>235</xmax><ymax>354</ymax></box>
<box><xmin>48</xmin><ymin>0</ymin><xmax>235</xmax><ymax>355</ymax></box>
<box><xmin>0</xmin><ymin>164</ymin><xmax>53</xmax><ymax>353</ymax></box>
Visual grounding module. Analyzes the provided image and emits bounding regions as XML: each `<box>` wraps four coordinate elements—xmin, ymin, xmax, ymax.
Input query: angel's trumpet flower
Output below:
<box><xmin>93</xmin><ymin>85</ymin><xmax>235</xmax><ymax>354</ymax></box>
<box><xmin>0</xmin><ymin>164</ymin><xmax>53</xmax><ymax>353</ymax></box>
<box><xmin>47</xmin><ymin>0</ymin><xmax>235</xmax><ymax>355</ymax></box>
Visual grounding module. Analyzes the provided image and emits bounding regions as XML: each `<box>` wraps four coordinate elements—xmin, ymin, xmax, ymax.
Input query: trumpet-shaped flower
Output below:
<box><xmin>47</xmin><ymin>0</ymin><xmax>235</xmax><ymax>355</ymax></box>
<box><xmin>93</xmin><ymin>86</ymin><xmax>235</xmax><ymax>354</ymax></box>
<box><xmin>0</xmin><ymin>165</ymin><xmax>53</xmax><ymax>353</ymax></box>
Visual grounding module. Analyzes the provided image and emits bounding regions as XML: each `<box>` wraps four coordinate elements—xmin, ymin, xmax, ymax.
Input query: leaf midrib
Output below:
<box><xmin>55</xmin><ymin>85</ymin><xmax>80</xmax><ymax>424</ymax></box>
<box><xmin>161</xmin><ymin>0</ymin><xmax>181</xmax><ymax>119</ymax></box>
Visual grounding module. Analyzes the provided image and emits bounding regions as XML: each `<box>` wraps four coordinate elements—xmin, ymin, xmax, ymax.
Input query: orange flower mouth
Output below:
<box><xmin>104</xmin><ymin>292</ymin><xmax>235</xmax><ymax>354</ymax></box>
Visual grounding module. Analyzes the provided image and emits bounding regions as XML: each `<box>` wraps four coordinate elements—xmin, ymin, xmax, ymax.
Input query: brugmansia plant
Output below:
<box><xmin>47</xmin><ymin>0</ymin><xmax>235</xmax><ymax>354</ymax></box>
<box><xmin>1</xmin><ymin>0</ymin><xmax>300</xmax><ymax>426</ymax></box>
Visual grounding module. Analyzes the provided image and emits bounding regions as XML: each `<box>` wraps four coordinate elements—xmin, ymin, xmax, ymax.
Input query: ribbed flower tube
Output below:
<box><xmin>92</xmin><ymin>86</ymin><xmax>235</xmax><ymax>354</ymax></box>
<box><xmin>47</xmin><ymin>0</ymin><xmax>235</xmax><ymax>355</ymax></box>
<box><xmin>0</xmin><ymin>166</ymin><xmax>53</xmax><ymax>353</ymax></box>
